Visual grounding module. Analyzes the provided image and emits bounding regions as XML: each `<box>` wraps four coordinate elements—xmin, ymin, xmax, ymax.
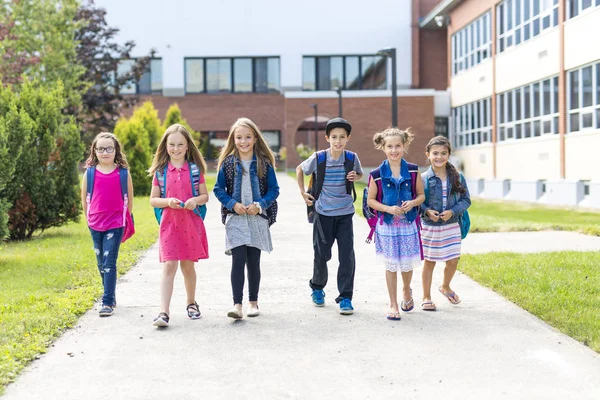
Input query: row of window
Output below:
<box><xmin>452</xmin><ymin>0</ymin><xmax>599</xmax><ymax>75</ymax></box>
<box><xmin>452</xmin><ymin>98</ymin><xmax>493</xmax><ymax>148</ymax></box>
<box><xmin>118</xmin><ymin>53</ymin><xmax>390</xmax><ymax>94</ymax></box>
<box><xmin>452</xmin><ymin>12</ymin><xmax>492</xmax><ymax>75</ymax></box>
<box><xmin>302</xmin><ymin>55</ymin><xmax>387</xmax><ymax>91</ymax></box>
<box><xmin>568</xmin><ymin>61</ymin><xmax>600</xmax><ymax>131</ymax></box>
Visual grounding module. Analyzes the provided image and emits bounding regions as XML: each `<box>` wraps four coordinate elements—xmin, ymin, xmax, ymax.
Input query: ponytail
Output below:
<box><xmin>446</xmin><ymin>162</ymin><xmax>466</xmax><ymax>195</ymax></box>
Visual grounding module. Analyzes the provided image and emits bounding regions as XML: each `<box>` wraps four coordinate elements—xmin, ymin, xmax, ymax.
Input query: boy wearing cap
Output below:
<box><xmin>296</xmin><ymin>117</ymin><xmax>364</xmax><ymax>315</ymax></box>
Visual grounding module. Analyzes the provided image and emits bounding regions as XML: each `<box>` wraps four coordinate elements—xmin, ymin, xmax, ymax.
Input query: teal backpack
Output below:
<box><xmin>423</xmin><ymin>172</ymin><xmax>470</xmax><ymax>239</ymax></box>
<box><xmin>154</xmin><ymin>162</ymin><xmax>207</xmax><ymax>224</ymax></box>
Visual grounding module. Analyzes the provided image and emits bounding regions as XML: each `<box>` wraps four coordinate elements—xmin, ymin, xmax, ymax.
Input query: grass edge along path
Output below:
<box><xmin>0</xmin><ymin>176</ymin><xmax>215</xmax><ymax>392</ymax></box>
<box><xmin>460</xmin><ymin>251</ymin><xmax>600</xmax><ymax>353</ymax></box>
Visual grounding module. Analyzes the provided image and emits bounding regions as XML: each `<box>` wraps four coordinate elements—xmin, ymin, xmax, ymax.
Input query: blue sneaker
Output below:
<box><xmin>339</xmin><ymin>298</ymin><xmax>354</xmax><ymax>315</ymax></box>
<box><xmin>311</xmin><ymin>290</ymin><xmax>325</xmax><ymax>307</ymax></box>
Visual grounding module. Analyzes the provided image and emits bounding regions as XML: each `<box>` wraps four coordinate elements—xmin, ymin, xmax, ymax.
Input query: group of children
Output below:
<box><xmin>82</xmin><ymin>115</ymin><xmax>470</xmax><ymax>327</ymax></box>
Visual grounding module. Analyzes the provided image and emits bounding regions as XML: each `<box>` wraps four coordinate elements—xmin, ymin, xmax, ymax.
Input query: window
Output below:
<box><xmin>568</xmin><ymin>61</ymin><xmax>600</xmax><ymax>132</ymax></box>
<box><xmin>302</xmin><ymin>55</ymin><xmax>386</xmax><ymax>90</ymax></box>
<box><xmin>568</xmin><ymin>0</ymin><xmax>600</xmax><ymax>18</ymax></box>
<box><xmin>497</xmin><ymin>0</ymin><xmax>559</xmax><ymax>54</ymax></box>
<box><xmin>185</xmin><ymin>57</ymin><xmax>280</xmax><ymax>94</ymax></box>
<box><xmin>497</xmin><ymin>76</ymin><xmax>559</xmax><ymax>141</ymax></box>
<box><xmin>452</xmin><ymin>12</ymin><xmax>492</xmax><ymax>75</ymax></box>
<box><xmin>452</xmin><ymin>98</ymin><xmax>492</xmax><ymax>148</ymax></box>
<box><xmin>117</xmin><ymin>58</ymin><xmax>162</xmax><ymax>95</ymax></box>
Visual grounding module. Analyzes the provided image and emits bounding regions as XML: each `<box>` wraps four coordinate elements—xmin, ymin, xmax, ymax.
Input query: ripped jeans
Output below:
<box><xmin>89</xmin><ymin>227</ymin><xmax>124</xmax><ymax>307</ymax></box>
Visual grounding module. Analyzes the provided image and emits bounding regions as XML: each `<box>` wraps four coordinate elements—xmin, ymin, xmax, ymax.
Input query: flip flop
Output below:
<box><xmin>438</xmin><ymin>286</ymin><xmax>461</xmax><ymax>304</ymax></box>
<box><xmin>421</xmin><ymin>301</ymin><xmax>437</xmax><ymax>311</ymax></box>
<box><xmin>386</xmin><ymin>311</ymin><xmax>401</xmax><ymax>321</ymax></box>
<box><xmin>400</xmin><ymin>298</ymin><xmax>414</xmax><ymax>312</ymax></box>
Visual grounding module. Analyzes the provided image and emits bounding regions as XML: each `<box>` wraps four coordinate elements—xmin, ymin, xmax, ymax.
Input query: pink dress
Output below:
<box><xmin>152</xmin><ymin>162</ymin><xmax>209</xmax><ymax>262</ymax></box>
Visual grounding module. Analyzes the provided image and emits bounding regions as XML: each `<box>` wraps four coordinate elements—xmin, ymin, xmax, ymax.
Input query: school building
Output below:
<box><xmin>96</xmin><ymin>0</ymin><xmax>450</xmax><ymax>169</ymax></box>
<box><xmin>422</xmin><ymin>0</ymin><xmax>600</xmax><ymax>207</ymax></box>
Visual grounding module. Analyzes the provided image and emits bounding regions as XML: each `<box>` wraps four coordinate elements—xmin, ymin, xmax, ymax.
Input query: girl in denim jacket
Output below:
<box><xmin>420</xmin><ymin>136</ymin><xmax>471</xmax><ymax>311</ymax></box>
<box><xmin>214</xmin><ymin>118</ymin><xmax>280</xmax><ymax>320</ymax></box>
<box><xmin>366</xmin><ymin>128</ymin><xmax>425</xmax><ymax>321</ymax></box>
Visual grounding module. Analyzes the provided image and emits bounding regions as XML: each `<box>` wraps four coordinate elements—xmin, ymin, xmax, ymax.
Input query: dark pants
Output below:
<box><xmin>231</xmin><ymin>245</ymin><xmax>262</xmax><ymax>305</ymax></box>
<box><xmin>309</xmin><ymin>213</ymin><xmax>355</xmax><ymax>303</ymax></box>
<box><xmin>89</xmin><ymin>227</ymin><xmax>124</xmax><ymax>307</ymax></box>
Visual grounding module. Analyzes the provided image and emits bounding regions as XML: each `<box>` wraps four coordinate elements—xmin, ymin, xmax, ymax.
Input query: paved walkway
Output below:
<box><xmin>4</xmin><ymin>173</ymin><xmax>600</xmax><ymax>400</ymax></box>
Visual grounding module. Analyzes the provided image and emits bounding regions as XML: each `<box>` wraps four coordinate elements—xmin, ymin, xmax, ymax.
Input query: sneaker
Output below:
<box><xmin>339</xmin><ymin>298</ymin><xmax>354</xmax><ymax>315</ymax></box>
<box><xmin>227</xmin><ymin>306</ymin><xmax>243</xmax><ymax>320</ymax></box>
<box><xmin>153</xmin><ymin>312</ymin><xmax>170</xmax><ymax>327</ymax></box>
<box><xmin>311</xmin><ymin>290</ymin><xmax>325</xmax><ymax>307</ymax></box>
<box><xmin>99</xmin><ymin>305</ymin><xmax>114</xmax><ymax>317</ymax></box>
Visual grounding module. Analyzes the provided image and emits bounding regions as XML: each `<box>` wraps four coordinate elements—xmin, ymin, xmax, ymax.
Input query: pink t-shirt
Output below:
<box><xmin>88</xmin><ymin>167</ymin><xmax>125</xmax><ymax>232</ymax></box>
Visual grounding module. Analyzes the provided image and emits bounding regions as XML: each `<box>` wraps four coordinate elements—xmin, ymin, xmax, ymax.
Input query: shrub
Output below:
<box><xmin>296</xmin><ymin>143</ymin><xmax>314</xmax><ymax>161</ymax></box>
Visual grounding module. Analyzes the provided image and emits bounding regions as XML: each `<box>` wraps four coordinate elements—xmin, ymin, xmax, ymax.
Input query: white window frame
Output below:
<box><xmin>567</xmin><ymin>61</ymin><xmax>600</xmax><ymax>133</ymax></box>
<box><xmin>452</xmin><ymin>98</ymin><xmax>492</xmax><ymax>148</ymax></box>
<box><xmin>451</xmin><ymin>12</ymin><xmax>491</xmax><ymax>75</ymax></box>
<box><xmin>497</xmin><ymin>76</ymin><xmax>560</xmax><ymax>141</ymax></box>
<box><xmin>567</xmin><ymin>0</ymin><xmax>600</xmax><ymax>19</ymax></box>
<box><xmin>497</xmin><ymin>0</ymin><xmax>559</xmax><ymax>54</ymax></box>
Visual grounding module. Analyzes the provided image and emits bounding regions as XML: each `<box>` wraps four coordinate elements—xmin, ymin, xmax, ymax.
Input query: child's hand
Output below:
<box><xmin>400</xmin><ymin>200</ymin><xmax>414</xmax><ymax>213</ymax></box>
<box><xmin>426</xmin><ymin>209</ymin><xmax>440</xmax><ymax>222</ymax></box>
<box><xmin>233</xmin><ymin>202</ymin><xmax>247</xmax><ymax>215</ymax></box>
<box><xmin>183</xmin><ymin>198</ymin><xmax>197</xmax><ymax>210</ymax></box>
<box><xmin>302</xmin><ymin>192</ymin><xmax>315</xmax><ymax>206</ymax></box>
<box><xmin>386</xmin><ymin>205</ymin><xmax>404</xmax><ymax>216</ymax></box>
<box><xmin>346</xmin><ymin>171</ymin><xmax>359</xmax><ymax>182</ymax></box>
<box><xmin>439</xmin><ymin>210</ymin><xmax>453</xmax><ymax>222</ymax></box>
<box><xmin>168</xmin><ymin>198</ymin><xmax>183</xmax><ymax>209</ymax></box>
<box><xmin>246</xmin><ymin>203</ymin><xmax>260</xmax><ymax>216</ymax></box>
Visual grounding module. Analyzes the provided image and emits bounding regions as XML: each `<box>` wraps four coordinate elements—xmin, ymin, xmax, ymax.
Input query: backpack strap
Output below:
<box><xmin>156</xmin><ymin>165</ymin><xmax>168</xmax><ymax>198</ymax></box>
<box><xmin>119</xmin><ymin>168</ymin><xmax>130</xmax><ymax>227</ymax></box>
<box><xmin>406</xmin><ymin>162</ymin><xmax>424</xmax><ymax>260</ymax></box>
<box><xmin>188</xmin><ymin>162</ymin><xmax>200</xmax><ymax>197</ymax></box>
<box><xmin>85</xmin><ymin>167</ymin><xmax>96</xmax><ymax>219</ymax></box>
<box><xmin>365</xmin><ymin>167</ymin><xmax>383</xmax><ymax>243</ymax></box>
<box><xmin>344</xmin><ymin>150</ymin><xmax>357</xmax><ymax>201</ymax></box>
<box><xmin>310</xmin><ymin>150</ymin><xmax>328</xmax><ymax>201</ymax></box>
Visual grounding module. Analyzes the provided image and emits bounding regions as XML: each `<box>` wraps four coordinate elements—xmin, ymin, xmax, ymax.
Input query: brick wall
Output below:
<box><xmin>284</xmin><ymin>96</ymin><xmax>435</xmax><ymax>169</ymax></box>
<box><xmin>419</xmin><ymin>29</ymin><xmax>448</xmax><ymax>90</ymax></box>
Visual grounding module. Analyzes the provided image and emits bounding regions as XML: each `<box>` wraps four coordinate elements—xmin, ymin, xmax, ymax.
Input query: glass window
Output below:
<box><xmin>185</xmin><ymin>59</ymin><xmax>204</xmax><ymax>93</ymax></box>
<box><xmin>267</xmin><ymin>57</ymin><xmax>280</xmax><ymax>92</ymax></box>
<box><xmin>254</xmin><ymin>58</ymin><xmax>268</xmax><ymax>93</ymax></box>
<box><xmin>597</xmin><ymin>64</ymin><xmax>600</xmax><ymax>105</ymax></box>
<box><xmin>317</xmin><ymin>57</ymin><xmax>332</xmax><ymax>90</ymax></box>
<box><xmin>582</xmin><ymin>66</ymin><xmax>593</xmax><ymax>107</ymax></box>
<box><xmin>543</xmin><ymin>79</ymin><xmax>551</xmax><ymax>115</ymax></box>
<box><xmin>261</xmin><ymin>131</ymin><xmax>280</xmax><ymax>152</ymax></box>
<box><xmin>330</xmin><ymin>57</ymin><xmax>343</xmax><ymax>89</ymax></box>
<box><xmin>553</xmin><ymin>77</ymin><xmax>559</xmax><ymax>113</ymax></box>
<box><xmin>150</xmin><ymin>59</ymin><xmax>162</xmax><ymax>93</ymax></box>
<box><xmin>533</xmin><ymin>82</ymin><xmax>541</xmax><ymax>117</ymax></box>
<box><xmin>206</xmin><ymin>59</ymin><xmax>231</xmax><ymax>93</ymax></box>
<box><xmin>303</xmin><ymin>57</ymin><xmax>316</xmax><ymax>91</ymax></box>
<box><xmin>361</xmin><ymin>56</ymin><xmax>386</xmax><ymax>90</ymax></box>
<box><xmin>516</xmin><ymin>88</ymin><xmax>522</xmax><ymax>120</ymax></box>
<box><xmin>345</xmin><ymin>56</ymin><xmax>360</xmax><ymax>89</ymax></box>
<box><xmin>117</xmin><ymin>59</ymin><xmax>136</xmax><ymax>94</ymax></box>
<box><xmin>234</xmin><ymin>58</ymin><xmax>252</xmax><ymax>93</ymax></box>
<box><xmin>570</xmin><ymin>70</ymin><xmax>579</xmax><ymax>110</ymax></box>
<box><xmin>524</xmin><ymin>85</ymin><xmax>531</xmax><ymax>118</ymax></box>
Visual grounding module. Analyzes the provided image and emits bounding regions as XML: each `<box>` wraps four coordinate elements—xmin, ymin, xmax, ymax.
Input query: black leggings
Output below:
<box><xmin>231</xmin><ymin>245</ymin><xmax>262</xmax><ymax>305</ymax></box>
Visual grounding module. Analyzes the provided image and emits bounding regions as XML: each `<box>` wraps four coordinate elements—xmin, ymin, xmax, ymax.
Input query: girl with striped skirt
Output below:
<box><xmin>420</xmin><ymin>136</ymin><xmax>471</xmax><ymax>311</ymax></box>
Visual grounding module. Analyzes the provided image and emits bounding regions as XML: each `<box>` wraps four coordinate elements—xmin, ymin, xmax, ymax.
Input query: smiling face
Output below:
<box><xmin>326</xmin><ymin>127</ymin><xmax>350</xmax><ymax>154</ymax></box>
<box><xmin>94</xmin><ymin>137</ymin><xmax>117</xmax><ymax>166</ymax></box>
<box><xmin>234</xmin><ymin>126</ymin><xmax>256</xmax><ymax>158</ymax></box>
<box><xmin>427</xmin><ymin>144</ymin><xmax>450</xmax><ymax>169</ymax></box>
<box><xmin>166</xmin><ymin>132</ymin><xmax>188</xmax><ymax>163</ymax></box>
<box><xmin>382</xmin><ymin>135</ymin><xmax>405</xmax><ymax>162</ymax></box>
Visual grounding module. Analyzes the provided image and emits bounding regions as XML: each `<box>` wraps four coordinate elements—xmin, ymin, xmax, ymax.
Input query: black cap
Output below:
<box><xmin>325</xmin><ymin>117</ymin><xmax>352</xmax><ymax>135</ymax></box>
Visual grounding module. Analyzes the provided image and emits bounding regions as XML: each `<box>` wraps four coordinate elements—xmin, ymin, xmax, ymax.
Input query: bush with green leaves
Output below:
<box><xmin>0</xmin><ymin>81</ymin><xmax>83</xmax><ymax>240</ymax></box>
<box><xmin>161</xmin><ymin>103</ymin><xmax>201</xmax><ymax>148</ymax></box>
<box><xmin>114</xmin><ymin>115</ymin><xmax>152</xmax><ymax>196</ymax></box>
<box><xmin>296</xmin><ymin>143</ymin><xmax>315</xmax><ymax>161</ymax></box>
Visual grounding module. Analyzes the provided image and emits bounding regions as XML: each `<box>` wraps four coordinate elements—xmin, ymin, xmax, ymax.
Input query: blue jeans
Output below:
<box><xmin>89</xmin><ymin>227</ymin><xmax>124</xmax><ymax>307</ymax></box>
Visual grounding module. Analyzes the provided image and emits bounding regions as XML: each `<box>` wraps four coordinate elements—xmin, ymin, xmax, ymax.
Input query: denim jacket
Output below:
<box><xmin>379</xmin><ymin>159</ymin><xmax>418</xmax><ymax>224</ymax></box>
<box><xmin>420</xmin><ymin>167</ymin><xmax>471</xmax><ymax>226</ymax></box>
<box><xmin>213</xmin><ymin>154</ymin><xmax>279</xmax><ymax>213</ymax></box>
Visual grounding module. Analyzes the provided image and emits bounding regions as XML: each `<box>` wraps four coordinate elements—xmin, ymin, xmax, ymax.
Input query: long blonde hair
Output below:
<box><xmin>373</xmin><ymin>127</ymin><xmax>415</xmax><ymax>151</ymax></box>
<box><xmin>217</xmin><ymin>118</ymin><xmax>275</xmax><ymax>178</ymax></box>
<box><xmin>148</xmin><ymin>124</ymin><xmax>207</xmax><ymax>176</ymax></box>
<box><xmin>86</xmin><ymin>132</ymin><xmax>129</xmax><ymax>168</ymax></box>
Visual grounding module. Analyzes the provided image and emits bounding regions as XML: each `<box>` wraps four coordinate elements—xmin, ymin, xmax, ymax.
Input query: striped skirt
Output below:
<box><xmin>375</xmin><ymin>215</ymin><xmax>422</xmax><ymax>273</ymax></box>
<box><xmin>421</xmin><ymin>222</ymin><xmax>462</xmax><ymax>262</ymax></box>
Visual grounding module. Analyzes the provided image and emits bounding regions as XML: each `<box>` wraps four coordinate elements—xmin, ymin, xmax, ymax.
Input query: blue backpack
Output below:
<box><xmin>154</xmin><ymin>162</ymin><xmax>207</xmax><ymax>224</ymax></box>
<box><xmin>423</xmin><ymin>172</ymin><xmax>470</xmax><ymax>239</ymax></box>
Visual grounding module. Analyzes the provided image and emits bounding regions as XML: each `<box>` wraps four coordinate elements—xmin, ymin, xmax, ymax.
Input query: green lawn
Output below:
<box><xmin>0</xmin><ymin>176</ymin><xmax>217</xmax><ymax>393</ymax></box>
<box><xmin>460</xmin><ymin>251</ymin><xmax>600</xmax><ymax>352</ymax></box>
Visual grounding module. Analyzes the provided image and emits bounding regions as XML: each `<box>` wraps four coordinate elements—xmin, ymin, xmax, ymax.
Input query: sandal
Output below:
<box><xmin>438</xmin><ymin>286</ymin><xmax>461</xmax><ymax>304</ymax></box>
<box><xmin>421</xmin><ymin>301</ymin><xmax>437</xmax><ymax>311</ymax></box>
<box><xmin>153</xmin><ymin>312</ymin><xmax>170</xmax><ymax>327</ymax></box>
<box><xmin>386</xmin><ymin>311</ymin><xmax>401</xmax><ymax>321</ymax></box>
<box><xmin>400</xmin><ymin>298</ymin><xmax>414</xmax><ymax>312</ymax></box>
<box><xmin>186</xmin><ymin>302</ymin><xmax>202</xmax><ymax>319</ymax></box>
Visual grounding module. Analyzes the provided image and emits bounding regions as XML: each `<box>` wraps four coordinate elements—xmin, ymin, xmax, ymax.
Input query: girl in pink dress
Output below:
<box><xmin>81</xmin><ymin>133</ymin><xmax>134</xmax><ymax>318</ymax></box>
<box><xmin>148</xmin><ymin>124</ymin><xmax>209</xmax><ymax>327</ymax></box>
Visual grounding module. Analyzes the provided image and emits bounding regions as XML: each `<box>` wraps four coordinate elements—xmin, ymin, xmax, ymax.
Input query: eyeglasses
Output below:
<box><xmin>95</xmin><ymin>146</ymin><xmax>115</xmax><ymax>154</ymax></box>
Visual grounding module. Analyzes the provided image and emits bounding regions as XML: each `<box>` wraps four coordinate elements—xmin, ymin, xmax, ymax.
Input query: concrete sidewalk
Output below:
<box><xmin>4</xmin><ymin>173</ymin><xmax>600</xmax><ymax>400</ymax></box>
